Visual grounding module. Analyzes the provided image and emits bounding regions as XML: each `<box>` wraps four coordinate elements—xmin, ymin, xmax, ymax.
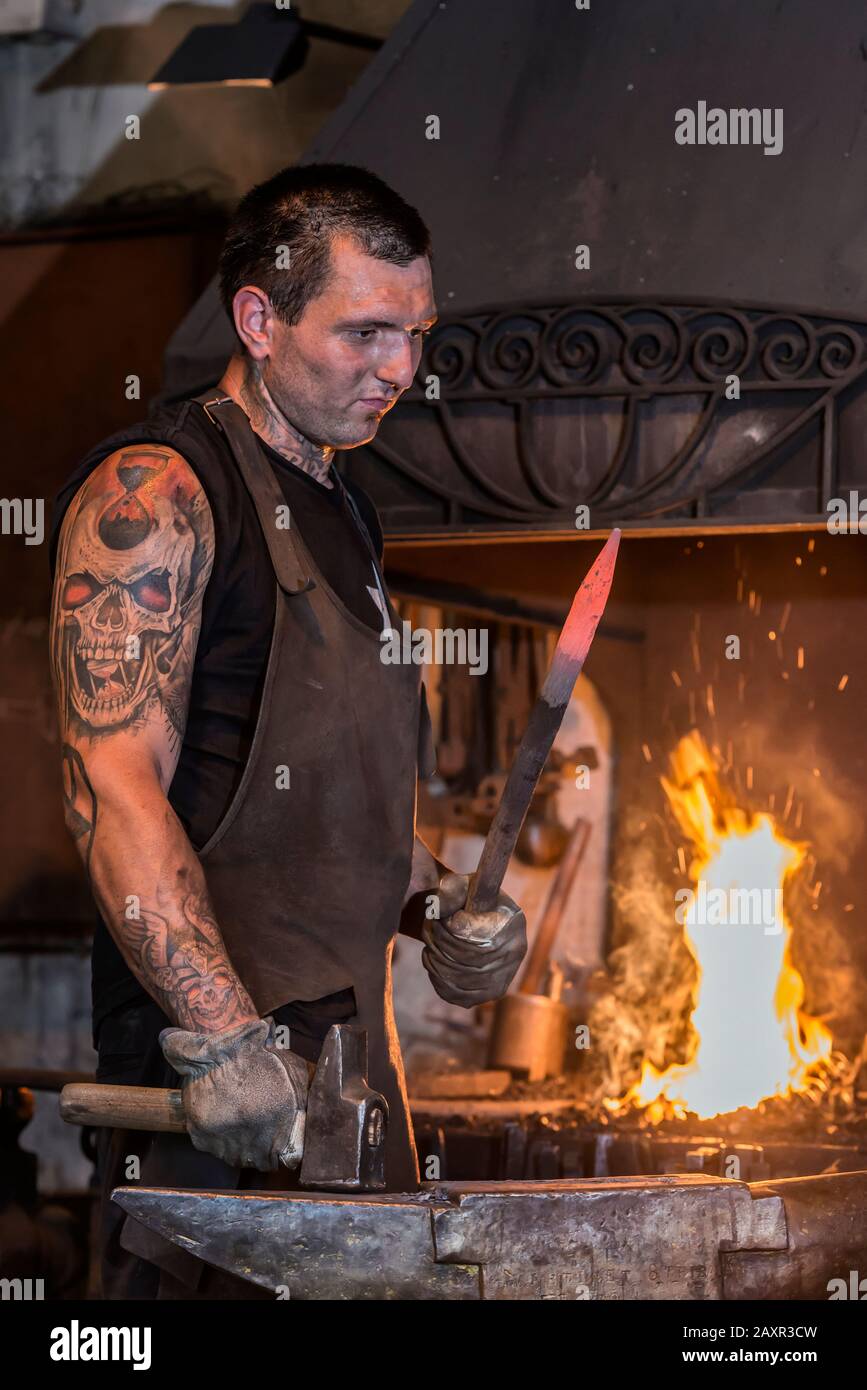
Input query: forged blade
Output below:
<box><xmin>467</xmin><ymin>528</ymin><xmax>621</xmax><ymax>912</ymax></box>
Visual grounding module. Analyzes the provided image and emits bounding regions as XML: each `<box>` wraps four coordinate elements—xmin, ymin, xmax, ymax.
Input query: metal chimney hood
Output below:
<box><xmin>160</xmin><ymin>0</ymin><xmax>867</xmax><ymax>537</ymax></box>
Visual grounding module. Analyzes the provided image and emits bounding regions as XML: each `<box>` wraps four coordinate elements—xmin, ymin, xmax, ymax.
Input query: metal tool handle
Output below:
<box><xmin>465</xmin><ymin>699</ymin><xmax>565</xmax><ymax>914</ymax></box>
<box><xmin>518</xmin><ymin>816</ymin><xmax>591</xmax><ymax>995</ymax></box>
<box><xmin>60</xmin><ymin>1083</ymin><xmax>186</xmax><ymax>1133</ymax></box>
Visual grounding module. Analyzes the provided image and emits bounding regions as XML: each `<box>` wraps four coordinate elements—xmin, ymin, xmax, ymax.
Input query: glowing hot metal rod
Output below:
<box><xmin>465</xmin><ymin>528</ymin><xmax>621</xmax><ymax>915</ymax></box>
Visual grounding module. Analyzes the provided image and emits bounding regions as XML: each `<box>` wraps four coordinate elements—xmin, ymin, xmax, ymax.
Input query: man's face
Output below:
<box><xmin>262</xmin><ymin>233</ymin><xmax>436</xmax><ymax>449</ymax></box>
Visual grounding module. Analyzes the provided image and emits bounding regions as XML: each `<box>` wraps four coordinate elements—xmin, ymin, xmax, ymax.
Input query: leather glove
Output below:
<box><xmin>422</xmin><ymin>870</ymin><xmax>527</xmax><ymax>1008</ymax></box>
<box><xmin>159</xmin><ymin>1014</ymin><xmax>308</xmax><ymax>1172</ymax></box>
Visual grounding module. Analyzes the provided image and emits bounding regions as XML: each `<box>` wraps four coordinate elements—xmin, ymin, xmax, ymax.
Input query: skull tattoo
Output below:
<box><xmin>55</xmin><ymin>449</ymin><xmax>206</xmax><ymax>734</ymax></box>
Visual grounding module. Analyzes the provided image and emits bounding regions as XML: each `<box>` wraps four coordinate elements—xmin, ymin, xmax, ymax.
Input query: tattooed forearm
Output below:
<box><xmin>220</xmin><ymin>355</ymin><xmax>335</xmax><ymax>487</ymax></box>
<box><xmin>122</xmin><ymin>890</ymin><xmax>256</xmax><ymax>1032</ymax></box>
<box><xmin>51</xmin><ymin>449</ymin><xmax>255</xmax><ymax>1034</ymax></box>
<box><xmin>66</xmin><ymin>773</ymin><xmax>258</xmax><ymax>1032</ymax></box>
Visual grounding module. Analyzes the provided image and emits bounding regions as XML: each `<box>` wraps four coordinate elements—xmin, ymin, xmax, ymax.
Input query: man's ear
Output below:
<box><xmin>232</xmin><ymin>284</ymin><xmax>273</xmax><ymax>359</ymax></box>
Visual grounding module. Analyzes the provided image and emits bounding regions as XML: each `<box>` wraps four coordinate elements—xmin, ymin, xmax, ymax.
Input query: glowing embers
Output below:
<box><xmin>621</xmin><ymin>731</ymin><xmax>832</xmax><ymax>1121</ymax></box>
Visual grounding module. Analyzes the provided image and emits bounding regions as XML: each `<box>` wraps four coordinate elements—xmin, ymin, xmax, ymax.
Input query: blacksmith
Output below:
<box><xmin>49</xmin><ymin>164</ymin><xmax>527</xmax><ymax>1299</ymax></box>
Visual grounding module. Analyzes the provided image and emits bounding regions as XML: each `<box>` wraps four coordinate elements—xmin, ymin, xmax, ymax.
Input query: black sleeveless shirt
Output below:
<box><xmin>49</xmin><ymin>398</ymin><xmax>430</xmax><ymax>1037</ymax></box>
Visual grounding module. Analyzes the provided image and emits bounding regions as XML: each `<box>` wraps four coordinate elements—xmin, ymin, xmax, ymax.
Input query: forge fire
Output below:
<box><xmin>617</xmin><ymin>730</ymin><xmax>835</xmax><ymax>1121</ymax></box>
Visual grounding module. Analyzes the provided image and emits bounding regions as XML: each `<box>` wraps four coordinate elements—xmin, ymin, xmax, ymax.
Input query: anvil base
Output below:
<box><xmin>112</xmin><ymin>1171</ymin><xmax>867</xmax><ymax>1300</ymax></box>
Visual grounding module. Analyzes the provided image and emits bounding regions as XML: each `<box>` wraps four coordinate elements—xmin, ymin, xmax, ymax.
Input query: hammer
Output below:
<box><xmin>60</xmin><ymin>1023</ymin><xmax>388</xmax><ymax>1191</ymax></box>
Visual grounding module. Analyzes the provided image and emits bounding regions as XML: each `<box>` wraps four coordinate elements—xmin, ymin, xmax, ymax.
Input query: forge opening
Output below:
<box><xmin>396</xmin><ymin>528</ymin><xmax>867</xmax><ymax>1181</ymax></box>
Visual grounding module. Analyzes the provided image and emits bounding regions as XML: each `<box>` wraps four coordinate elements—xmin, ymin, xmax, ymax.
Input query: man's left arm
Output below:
<box><xmin>399</xmin><ymin>834</ymin><xmax>527</xmax><ymax>1007</ymax></box>
<box><xmin>399</xmin><ymin>834</ymin><xmax>447</xmax><ymax>940</ymax></box>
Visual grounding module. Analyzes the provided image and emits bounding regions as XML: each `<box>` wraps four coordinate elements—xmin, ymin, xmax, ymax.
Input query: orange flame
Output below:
<box><xmin>621</xmin><ymin>731</ymin><xmax>832</xmax><ymax>1120</ymax></box>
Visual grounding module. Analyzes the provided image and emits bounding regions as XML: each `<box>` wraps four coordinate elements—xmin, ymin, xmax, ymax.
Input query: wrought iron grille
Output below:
<box><xmin>347</xmin><ymin>298</ymin><xmax>867</xmax><ymax>535</ymax></box>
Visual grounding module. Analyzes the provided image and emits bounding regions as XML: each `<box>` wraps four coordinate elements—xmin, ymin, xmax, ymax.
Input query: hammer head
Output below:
<box><xmin>300</xmin><ymin>1024</ymin><xmax>387</xmax><ymax>1191</ymax></box>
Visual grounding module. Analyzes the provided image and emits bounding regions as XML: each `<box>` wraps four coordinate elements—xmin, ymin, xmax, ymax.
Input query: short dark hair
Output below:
<box><xmin>218</xmin><ymin>162</ymin><xmax>432</xmax><ymax>330</ymax></box>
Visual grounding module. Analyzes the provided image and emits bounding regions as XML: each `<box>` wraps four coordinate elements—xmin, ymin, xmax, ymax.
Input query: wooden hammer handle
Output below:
<box><xmin>60</xmin><ymin>1083</ymin><xmax>186</xmax><ymax>1133</ymax></box>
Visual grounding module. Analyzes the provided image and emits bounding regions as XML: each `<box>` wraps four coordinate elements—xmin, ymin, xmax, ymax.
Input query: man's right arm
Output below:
<box><xmin>50</xmin><ymin>445</ymin><xmax>258</xmax><ymax>1034</ymax></box>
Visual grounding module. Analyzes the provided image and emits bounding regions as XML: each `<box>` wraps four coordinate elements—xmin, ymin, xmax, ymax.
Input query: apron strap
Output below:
<box><xmin>336</xmin><ymin>474</ymin><xmax>378</xmax><ymax>560</ymax></box>
<box><xmin>193</xmin><ymin>392</ymin><xmax>314</xmax><ymax>596</ymax></box>
<box><xmin>335</xmin><ymin>474</ymin><xmax>395</xmax><ymax>629</ymax></box>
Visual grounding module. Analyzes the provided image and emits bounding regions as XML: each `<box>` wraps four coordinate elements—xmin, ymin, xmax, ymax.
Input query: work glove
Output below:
<box><xmin>422</xmin><ymin>870</ymin><xmax>527</xmax><ymax>1008</ymax></box>
<box><xmin>159</xmin><ymin>1014</ymin><xmax>308</xmax><ymax>1172</ymax></box>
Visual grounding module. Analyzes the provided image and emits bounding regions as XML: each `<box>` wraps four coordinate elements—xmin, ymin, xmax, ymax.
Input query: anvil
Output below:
<box><xmin>111</xmin><ymin>1169</ymin><xmax>867</xmax><ymax>1300</ymax></box>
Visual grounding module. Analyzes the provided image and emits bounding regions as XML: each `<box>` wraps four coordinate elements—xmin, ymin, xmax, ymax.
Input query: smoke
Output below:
<box><xmin>585</xmin><ymin>804</ymin><xmax>696</xmax><ymax>1098</ymax></box>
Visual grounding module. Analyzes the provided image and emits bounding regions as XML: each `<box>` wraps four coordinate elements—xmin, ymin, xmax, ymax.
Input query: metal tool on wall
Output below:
<box><xmin>488</xmin><ymin>815</ymin><xmax>592</xmax><ymax>1080</ymax></box>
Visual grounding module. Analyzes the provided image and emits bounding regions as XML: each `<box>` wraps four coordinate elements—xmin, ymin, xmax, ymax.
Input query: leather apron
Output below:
<box><xmin>119</xmin><ymin>396</ymin><xmax>423</xmax><ymax>1289</ymax></box>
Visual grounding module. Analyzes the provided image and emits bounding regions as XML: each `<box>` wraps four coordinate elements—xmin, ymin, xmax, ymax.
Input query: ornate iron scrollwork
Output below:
<box><xmin>350</xmin><ymin>299</ymin><xmax>867</xmax><ymax>533</ymax></box>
